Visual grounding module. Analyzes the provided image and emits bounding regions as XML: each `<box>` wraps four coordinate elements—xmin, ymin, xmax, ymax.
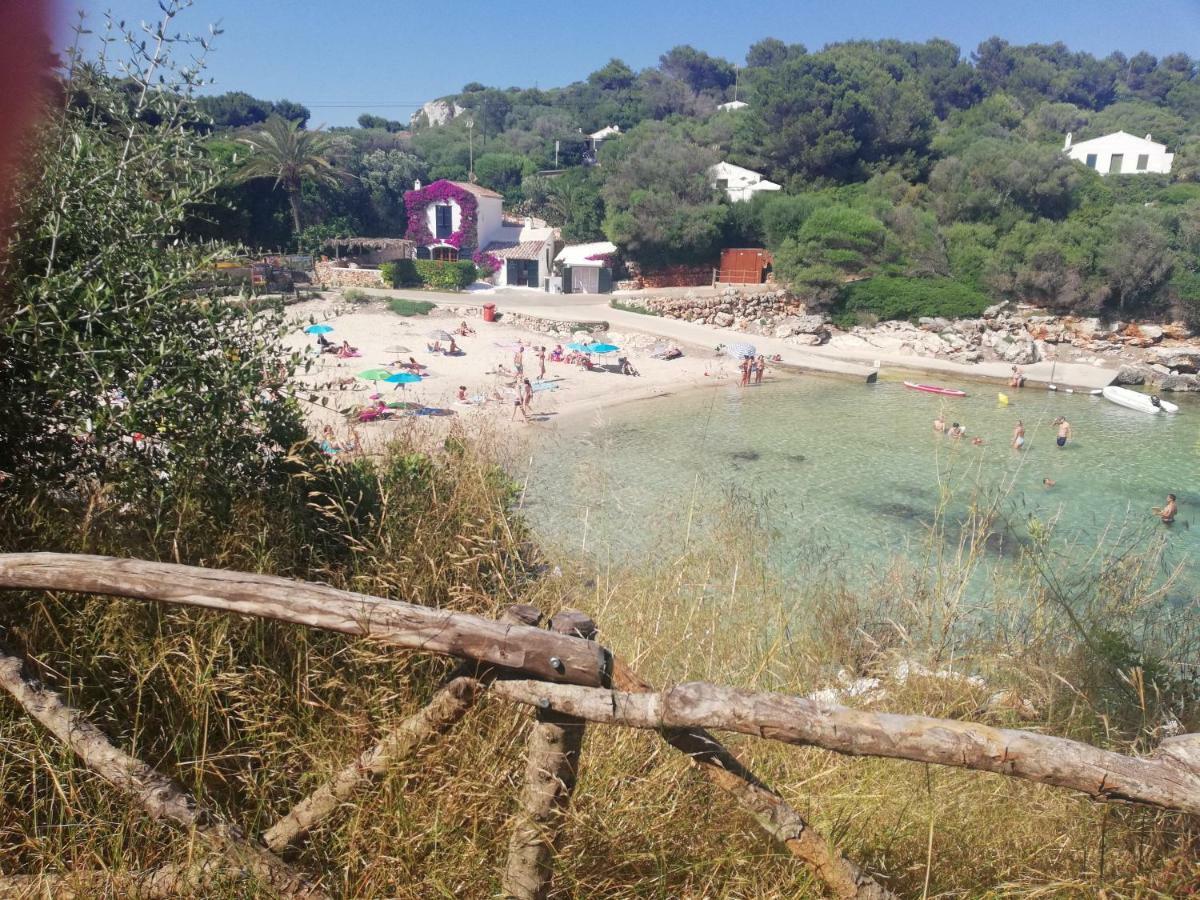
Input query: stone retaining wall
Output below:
<box><xmin>314</xmin><ymin>261</ymin><xmax>387</xmax><ymax>289</ymax></box>
<box><xmin>434</xmin><ymin>305</ymin><xmax>609</xmax><ymax>339</ymax></box>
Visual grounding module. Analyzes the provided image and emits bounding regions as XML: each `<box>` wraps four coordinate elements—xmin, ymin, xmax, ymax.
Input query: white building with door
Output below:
<box><xmin>1064</xmin><ymin>131</ymin><xmax>1173</xmax><ymax>175</ymax></box>
<box><xmin>709</xmin><ymin>161</ymin><xmax>782</xmax><ymax>202</ymax></box>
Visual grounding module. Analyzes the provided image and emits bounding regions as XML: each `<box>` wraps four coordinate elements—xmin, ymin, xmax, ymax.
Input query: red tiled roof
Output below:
<box><xmin>449</xmin><ymin>181</ymin><xmax>503</xmax><ymax>199</ymax></box>
<box><xmin>484</xmin><ymin>240</ymin><xmax>546</xmax><ymax>260</ymax></box>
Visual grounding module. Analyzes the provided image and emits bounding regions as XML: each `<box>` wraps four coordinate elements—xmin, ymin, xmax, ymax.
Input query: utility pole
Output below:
<box><xmin>467</xmin><ymin>119</ymin><xmax>475</xmax><ymax>181</ymax></box>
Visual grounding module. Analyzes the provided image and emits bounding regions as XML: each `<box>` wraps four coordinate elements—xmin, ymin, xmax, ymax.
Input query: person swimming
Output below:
<box><xmin>1043</xmin><ymin>478</ymin><xmax>1055</xmax><ymax>489</ymax></box>
<box><xmin>1012</xmin><ymin>420</ymin><xmax>1025</xmax><ymax>450</ymax></box>
<box><xmin>933</xmin><ymin>413</ymin><xmax>946</xmax><ymax>433</ymax></box>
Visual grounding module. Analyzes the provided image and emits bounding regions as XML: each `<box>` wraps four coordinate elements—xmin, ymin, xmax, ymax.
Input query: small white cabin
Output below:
<box><xmin>1064</xmin><ymin>131</ymin><xmax>1173</xmax><ymax>176</ymax></box>
<box><xmin>709</xmin><ymin>161</ymin><xmax>781</xmax><ymax>202</ymax></box>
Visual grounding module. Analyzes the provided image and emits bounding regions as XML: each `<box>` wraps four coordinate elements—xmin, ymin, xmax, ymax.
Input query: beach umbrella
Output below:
<box><xmin>426</xmin><ymin>329</ymin><xmax>453</xmax><ymax>341</ymax></box>
<box><xmin>384</xmin><ymin>344</ymin><xmax>410</xmax><ymax>354</ymax></box>
<box><xmin>726</xmin><ymin>343</ymin><xmax>757</xmax><ymax>359</ymax></box>
<box><xmin>304</xmin><ymin>324</ymin><xmax>334</xmax><ymax>334</ymax></box>
<box><xmin>589</xmin><ymin>343</ymin><xmax>620</xmax><ymax>354</ymax></box>
<box><xmin>565</xmin><ymin>342</ymin><xmax>592</xmax><ymax>353</ymax></box>
<box><xmin>384</xmin><ymin>372</ymin><xmax>422</xmax><ymax>385</ymax></box>
<box><xmin>357</xmin><ymin>368</ymin><xmax>393</xmax><ymax>382</ymax></box>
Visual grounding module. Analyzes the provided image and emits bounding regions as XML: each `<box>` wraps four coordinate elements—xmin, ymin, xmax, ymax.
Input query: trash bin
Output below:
<box><xmin>482</xmin><ymin>302</ymin><xmax>496</xmax><ymax>323</ymax></box>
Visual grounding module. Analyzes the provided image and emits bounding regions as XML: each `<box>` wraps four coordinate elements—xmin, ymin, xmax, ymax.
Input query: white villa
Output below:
<box><xmin>709</xmin><ymin>161</ymin><xmax>781</xmax><ymax>202</ymax></box>
<box><xmin>1064</xmin><ymin>131</ymin><xmax>1174</xmax><ymax>175</ymax></box>
<box><xmin>407</xmin><ymin>180</ymin><xmax>557</xmax><ymax>289</ymax></box>
<box><xmin>717</xmin><ymin>99</ymin><xmax>748</xmax><ymax>112</ymax></box>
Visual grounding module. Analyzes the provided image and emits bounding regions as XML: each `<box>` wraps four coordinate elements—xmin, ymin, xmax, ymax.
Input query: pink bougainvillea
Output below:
<box><xmin>404</xmin><ymin>180</ymin><xmax>479</xmax><ymax>251</ymax></box>
<box><xmin>471</xmin><ymin>249</ymin><xmax>503</xmax><ymax>276</ymax></box>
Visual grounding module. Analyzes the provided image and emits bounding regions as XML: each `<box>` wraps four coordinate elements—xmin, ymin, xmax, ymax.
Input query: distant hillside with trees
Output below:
<box><xmin>203</xmin><ymin>37</ymin><xmax>1200</xmax><ymax>322</ymax></box>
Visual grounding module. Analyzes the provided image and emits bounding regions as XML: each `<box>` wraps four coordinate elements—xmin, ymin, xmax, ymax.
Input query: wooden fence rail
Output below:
<box><xmin>0</xmin><ymin>552</ymin><xmax>1196</xmax><ymax>900</ymax></box>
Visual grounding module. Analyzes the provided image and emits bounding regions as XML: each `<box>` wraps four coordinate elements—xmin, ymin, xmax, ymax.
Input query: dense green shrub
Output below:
<box><xmin>834</xmin><ymin>276</ymin><xmax>990</xmax><ymax>326</ymax></box>
<box><xmin>387</xmin><ymin>298</ymin><xmax>436</xmax><ymax>316</ymax></box>
<box><xmin>381</xmin><ymin>259</ymin><xmax>416</xmax><ymax>287</ymax></box>
<box><xmin>381</xmin><ymin>259</ymin><xmax>475</xmax><ymax>290</ymax></box>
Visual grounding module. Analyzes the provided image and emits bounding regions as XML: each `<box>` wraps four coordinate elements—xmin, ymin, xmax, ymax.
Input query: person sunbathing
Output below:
<box><xmin>400</xmin><ymin>357</ymin><xmax>427</xmax><ymax>373</ymax></box>
<box><xmin>550</xmin><ymin>344</ymin><xmax>564</xmax><ymax>362</ymax></box>
<box><xmin>457</xmin><ymin>320</ymin><xmax>475</xmax><ymax>336</ymax></box>
<box><xmin>448</xmin><ymin>337</ymin><xmax>459</xmax><ymax>354</ymax></box>
<box><xmin>336</xmin><ymin>340</ymin><xmax>360</xmax><ymax>359</ymax></box>
<box><xmin>317</xmin><ymin>334</ymin><xmax>337</xmax><ymax>354</ymax></box>
<box><xmin>618</xmin><ymin>356</ymin><xmax>640</xmax><ymax>376</ymax></box>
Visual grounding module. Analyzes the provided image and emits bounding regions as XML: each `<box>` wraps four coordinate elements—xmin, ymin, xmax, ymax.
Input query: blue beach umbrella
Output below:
<box><xmin>304</xmin><ymin>324</ymin><xmax>334</xmax><ymax>334</ymax></box>
<box><xmin>566</xmin><ymin>342</ymin><xmax>593</xmax><ymax>352</ymax></box>
<box><xmin>385</xmin><ymin>371</ymin><xmax>422</xmax><ymax>393</ymax></box>
<box><xmin>384</xmin><ymin>372</ymin><xmax>422</xmax><ymax>385</ymax></box>
<box><xmin>589</xmin><ymin>343</ymin><xmax>620</xmax><ymax>355</ymax></box>
<box><xmin>726</xmin><ymin>343</ymin><xmax>757</xmax><ymax>359</ymax></box>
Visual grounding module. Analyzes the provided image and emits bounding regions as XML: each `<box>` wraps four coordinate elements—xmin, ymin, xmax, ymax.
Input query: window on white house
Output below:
<box><xmin>1137</xmin><ymin>154</ymin><xmax>1149</xmax><ymax>171</ymax></box>
<box><xmin>1109</xmin><ymin>154</ymin><xmax>1124</xmax><ymax>174</ymax></box>
<box><xmin>431</xmin><ymin>246</ymin><xmax>458</xmax><ymax>262</ymax></box>
<box><xmin>1085</xmin><ymin>153</ymin><xmax>1098</xmax><ymax>169</ymax></box>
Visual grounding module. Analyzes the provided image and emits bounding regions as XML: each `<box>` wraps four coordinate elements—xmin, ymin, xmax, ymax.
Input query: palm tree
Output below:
<box><xmin>237</xmin><ymin>116</ymin><xmax>344</xmax><ymax>236</ymax></box>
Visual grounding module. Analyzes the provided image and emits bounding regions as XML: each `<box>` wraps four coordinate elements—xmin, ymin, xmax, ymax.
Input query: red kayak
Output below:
<box><xmin>904</xmin><ymin>381</ymin><xmax>967</xmax><ymax>397</ymax></box>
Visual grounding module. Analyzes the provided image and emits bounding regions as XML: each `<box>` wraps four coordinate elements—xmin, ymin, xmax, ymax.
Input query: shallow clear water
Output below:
<box><xmin>522</xmin><ymin>376</ymin><xmax>1199</xmax><ymax>594</ymax></box>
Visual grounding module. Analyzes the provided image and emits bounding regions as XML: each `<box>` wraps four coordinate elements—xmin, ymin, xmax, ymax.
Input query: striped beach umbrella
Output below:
<box><xmin>726</xmin><ymin>343</ymin><xmax>757</xmax><ymax>359</ymax></box>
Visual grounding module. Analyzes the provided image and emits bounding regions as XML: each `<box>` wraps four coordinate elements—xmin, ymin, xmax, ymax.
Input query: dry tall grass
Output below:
<box><xmin>0</xmin><ymin>420</ymin><xmax>1196</xmax><ymax>898</ymax></box>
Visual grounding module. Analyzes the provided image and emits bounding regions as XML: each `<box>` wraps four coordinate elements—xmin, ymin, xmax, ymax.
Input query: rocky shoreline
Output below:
<box><xmin>619</xmin><ymin>288</ymin><xmax>1200</xmax><ymax>391</ymax></box>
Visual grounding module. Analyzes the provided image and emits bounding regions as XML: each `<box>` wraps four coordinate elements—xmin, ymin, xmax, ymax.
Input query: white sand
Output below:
<box><xmin>283</xmin><ymin>297</ymin><xmax>745</xmax><ymax>453</ymax></box>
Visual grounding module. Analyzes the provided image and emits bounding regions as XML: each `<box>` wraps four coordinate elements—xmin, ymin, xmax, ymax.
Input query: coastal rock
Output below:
<box><xmin>1152</xmin><ymin>348</ymin><xmax>1200</xmax><ymax>373</ymax></box>
<box><xmin>1158</xmin><ymin>373</ymin><xmax>1200</xmax><ymax>391</ymax></box>
<box><xmin>1124</xmin><ymin>324</ymin><xmax>1164</xmax><ymax>345</ymax></box>
<box><xmin>1114</xmin><ymin>364</ymin><xmax>1148</xmax><ymax>385</ymax></box>
<box><xmin>713</xmin><ymin>312</ymin><xmax>734</xmax><ymax>327</ymax></box>
<box><xmin>787</xmin><ymin>333</ymin><xmax>824</xmax><ymax>346</ymax></box>
<box><xmin>1162</xmin><ymin>322</ymin><xmax>1194</xmax><ymax>340</ymax></box>
<box><xmin>999</xmin><ymin>338</ymin><xmax>1040</xmax><ymax>364</ymax></box>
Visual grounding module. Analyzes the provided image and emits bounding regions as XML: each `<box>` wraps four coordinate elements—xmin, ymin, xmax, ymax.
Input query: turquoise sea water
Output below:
<box><xmin>522</xmin><ymin>376</ymin><xmax>1199</xmax><ymax>596</ymax></box>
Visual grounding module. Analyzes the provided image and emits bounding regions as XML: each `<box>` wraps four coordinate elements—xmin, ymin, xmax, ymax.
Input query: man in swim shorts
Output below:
<box><xmin>1055</xmin><ymin>417</ymin><xmax>1072</xmax><ymax>448</ymax></box>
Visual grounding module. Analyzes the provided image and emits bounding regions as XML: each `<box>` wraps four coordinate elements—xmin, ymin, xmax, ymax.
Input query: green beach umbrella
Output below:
<box><xmin>357</xmin><ymin>368</ymin><xmax>393</xmax><ymax>382</ymax></box>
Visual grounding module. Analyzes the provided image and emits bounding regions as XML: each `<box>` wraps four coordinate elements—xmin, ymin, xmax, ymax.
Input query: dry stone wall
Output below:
<box><xmin>314</xmin><ymin>262</ymin><xmax>387</xmax><ymax>289</ymax></box>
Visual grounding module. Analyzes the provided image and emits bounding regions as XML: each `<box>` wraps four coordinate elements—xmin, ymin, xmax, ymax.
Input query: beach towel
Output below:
<box><xmin>531</xmin><ymin>381</ymin><xmax>559</xmax><ymax>392</ymax></box>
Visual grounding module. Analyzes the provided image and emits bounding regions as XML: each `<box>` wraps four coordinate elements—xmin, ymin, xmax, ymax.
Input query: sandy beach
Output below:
<box><xmin>283</xmin><ymin>296</ymin><xmax>753</xmax><ymax>452</ymax></box>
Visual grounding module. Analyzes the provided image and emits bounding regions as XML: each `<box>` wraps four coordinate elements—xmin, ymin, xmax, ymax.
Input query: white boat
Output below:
<box><xmin>1101</xmin><ymin>385</ymin><xmax>1179</xmax><ymax>414</ymax></box>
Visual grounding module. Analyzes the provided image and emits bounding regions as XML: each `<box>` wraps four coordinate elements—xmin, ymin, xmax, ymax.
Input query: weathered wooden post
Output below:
<box><xmin>503</xmin><ymin>610</ymin><xmax>596</xmax><ymax>900</ymax></box>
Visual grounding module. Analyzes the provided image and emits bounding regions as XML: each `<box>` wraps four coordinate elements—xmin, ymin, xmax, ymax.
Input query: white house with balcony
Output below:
<box><xmin>1064</xmin><ymin>131</ymin><xmax>1174</xmax><ymax>175</ymax></box>
<box><xmin>709</xmin><ymin>161</ymin><xmax>781</xmax><ymax>202</ymax></box>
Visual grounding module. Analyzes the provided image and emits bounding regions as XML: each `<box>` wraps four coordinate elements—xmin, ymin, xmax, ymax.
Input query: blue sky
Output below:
<box><xmin>60</xmin><ymin>0</ymin><xmax>1200</xmax><ymax>127</ymax></box>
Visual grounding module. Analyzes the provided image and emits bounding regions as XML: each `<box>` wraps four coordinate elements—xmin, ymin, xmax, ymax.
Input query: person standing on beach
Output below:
<box><xmin>739</xmin><ymin>357</ymin><xmax>751</xmax><ymax>387</ymax></box>
<box><xmin>1055</xmin><ymin>417</ymin><xmax>1072</xmax><ymax>448</ymax></box>
<box><xmin>754</xmin><ymin>356</ymin><xmax>766</xmax><ymax>385</ymax></box>
<box><xmin>514</xmin><ymin>343</ymin><xmax>524</xmax><ymax>376</ymax></box>
<box><xmin>1012</xmin><ymin>420</ymin><xmax>1025</xmax><ymax>450</ymax></box>
<box><xmin>536</xmin><ymin>346</ymin><xmax>546</xmax><ymax>381</ymax></box>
